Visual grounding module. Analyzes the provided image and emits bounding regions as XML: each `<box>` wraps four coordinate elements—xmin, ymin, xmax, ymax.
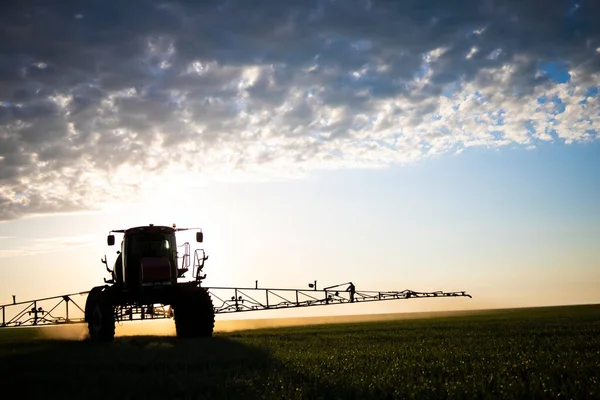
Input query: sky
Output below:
<box><xmin>0</xmin><ymin>0</ymin><xmax>599</xmax><ymax>319</ymax></box>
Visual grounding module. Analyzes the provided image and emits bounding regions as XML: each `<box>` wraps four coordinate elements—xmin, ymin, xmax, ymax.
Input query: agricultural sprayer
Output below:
<box><xmin>0</xmin><ymin>224</ymin><xmax>472</xmax><ymax>341</ymax></box>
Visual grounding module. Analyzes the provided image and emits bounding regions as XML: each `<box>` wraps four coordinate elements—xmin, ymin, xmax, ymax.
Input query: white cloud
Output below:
<box><xmin>0</xmin><ymin>234</ymin><xmax>99</xmax><ymax>258</ymax></box>
<box><xmin>1</xmin><ymin>0</ymin><xmax>599</xmax><ymax>220</ymax></box>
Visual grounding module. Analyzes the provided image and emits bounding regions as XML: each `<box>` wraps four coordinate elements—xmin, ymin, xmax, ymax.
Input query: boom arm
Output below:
<box><xmin>207</xmin><ymin>284</ymin><xmax>471</xmax><ymax>314</ymax></box>
<box><xmin>0</xmin><ymin>283</ymin><xmax>471</xmax><ymax>328</ymax></box>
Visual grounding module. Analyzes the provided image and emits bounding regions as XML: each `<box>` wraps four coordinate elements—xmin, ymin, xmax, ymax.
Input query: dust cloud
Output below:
<box><xmin>38</xmin><ymin>324</ymin><xmax>89</xmax><ymax>340</ymax></box>
<box><xmin>36</xmin><ymin>309</ymin><xmax>486</xmax><ymax>340</ymax></box>
<box><xmin>37</xmin><ymin>320</ymin><xmax>176</xmax><ymax>340</ymax></box>
<box><xmin>214</xmin><ymin>309</ymin><xmax>489</xmax><ymax>331</ymax></box>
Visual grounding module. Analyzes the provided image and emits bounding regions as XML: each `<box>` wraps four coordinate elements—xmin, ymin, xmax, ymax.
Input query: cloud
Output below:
<box><xmin>0</xmin><ymin>234</ymin><xmax>98</xmax><ymax>258</ymax></box>
<box><xmin>0</xmin><ymin>0</ymin><xmax>599</xmax><ymax>220</ymax></box>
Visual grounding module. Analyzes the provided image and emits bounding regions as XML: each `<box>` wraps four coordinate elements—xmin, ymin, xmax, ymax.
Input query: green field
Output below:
<box><xmin>1</xmin><ymin>305</ymin><xmax>599</xmax><ymax>399</ymax></box>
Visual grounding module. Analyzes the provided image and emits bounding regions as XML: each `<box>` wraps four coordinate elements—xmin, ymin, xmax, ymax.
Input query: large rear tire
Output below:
<box><xmin>173</xmin><ymin>287</ymin><xmax>215</xmax><ymax>338</ymax></box>
<box><xmin>85</xmin><ymin>288</ymin><xmax>115</xmax><ymax>343</ymax></box>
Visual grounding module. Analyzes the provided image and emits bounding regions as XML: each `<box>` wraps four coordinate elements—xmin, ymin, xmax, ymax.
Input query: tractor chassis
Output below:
<box><xmin>87</xmin><ymin>281</ymin><xmax>203</xmax><ymax>322</ymax></box>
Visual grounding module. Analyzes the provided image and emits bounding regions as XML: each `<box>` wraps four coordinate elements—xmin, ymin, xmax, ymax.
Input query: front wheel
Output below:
<box><xmin>173</xmin><ymin>287</ymin><xmax>215</xmax><ymax>338</ymax></box>
<box><xmin>85</xmin><ymin>288</ymin><xmax>115</xmax><ymax>342</ymax></box>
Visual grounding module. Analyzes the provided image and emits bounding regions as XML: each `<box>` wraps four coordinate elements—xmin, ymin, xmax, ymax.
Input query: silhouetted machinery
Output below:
<box><xmin>0</xmin><ymin>224</ymin><xmax>472</xmax><ymax>342</ymax></box>
<box><xmin>85</xmin><ymin>224</ymin><xmax>213</xmax><ymax>342</ymax></box>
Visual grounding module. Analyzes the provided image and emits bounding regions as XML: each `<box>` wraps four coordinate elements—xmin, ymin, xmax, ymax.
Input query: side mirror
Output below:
<box><xmin>196</xmin><ymin>231</ymin><xmax>203</xmax><ymax>243</ymax></box>
<box><xmin>107</xmin><ymin>235</ymin><xmax>115</xmax><ymax>246</ymax></box>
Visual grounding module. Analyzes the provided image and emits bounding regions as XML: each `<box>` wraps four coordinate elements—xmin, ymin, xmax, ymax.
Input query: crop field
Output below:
<box><xmin>0</xmin><ymin>304</ymin><xmax>598</xmax><ymax>399</ymax></box>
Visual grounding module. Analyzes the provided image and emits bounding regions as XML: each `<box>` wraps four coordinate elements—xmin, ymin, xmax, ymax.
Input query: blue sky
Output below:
<box><xmin>0</xmin><ymin>0</ymin><xmax>599</xmax><ymax>316</ymax></box>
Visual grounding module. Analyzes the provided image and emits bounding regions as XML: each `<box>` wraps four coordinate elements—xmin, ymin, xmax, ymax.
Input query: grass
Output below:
<box><xmin>0</xmin><ymin>304</ymin><xmax>598</xmax><ymax>399</ymax></box>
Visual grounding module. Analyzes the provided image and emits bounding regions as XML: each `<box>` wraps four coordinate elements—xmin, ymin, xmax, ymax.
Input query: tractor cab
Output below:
<box><xmin>105</xmin><ymin>224</ymin><xmax>205</xmax><ymax>290</ymax></box>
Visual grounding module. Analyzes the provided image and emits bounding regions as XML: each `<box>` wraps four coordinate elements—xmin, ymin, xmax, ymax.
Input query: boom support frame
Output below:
<box><xmin>0</xmin><ymin>283</ymin><xmax>472</xmax><ymax>328</ymax></box>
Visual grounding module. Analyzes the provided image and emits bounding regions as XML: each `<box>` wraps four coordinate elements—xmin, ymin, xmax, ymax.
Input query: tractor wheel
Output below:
<box><xmin>85</xmin><ymin>289</ymin><xmax>115</xmax><ymax>343</ymax></box>
<box><xmin>173</xmin><ymin>287</ymin><xmax>215</xmax><ymax>338</ymax></box>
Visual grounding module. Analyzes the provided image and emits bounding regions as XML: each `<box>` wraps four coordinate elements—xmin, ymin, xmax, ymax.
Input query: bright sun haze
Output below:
<box><xmin>0</xmin><ymin>1</ymin><xmax>599</xmax><ymax>317</ymax></box>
